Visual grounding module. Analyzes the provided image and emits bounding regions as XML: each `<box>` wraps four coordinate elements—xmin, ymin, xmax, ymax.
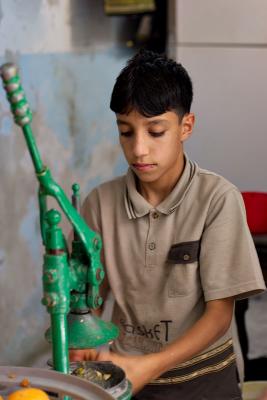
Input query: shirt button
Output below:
<box><xmin>148</xmin><ymin>242</ymin><xmax>156</xmax><ymax>250</ymax></box>
<box><xmin>152</xmin><ymin>212</ymin><xmax>159</xmax><ymax>219</ymax></box>
<box><xmin>183</xmin><ymin>254</ymin><xmax>190</xmax><ymax>261</ymax></box>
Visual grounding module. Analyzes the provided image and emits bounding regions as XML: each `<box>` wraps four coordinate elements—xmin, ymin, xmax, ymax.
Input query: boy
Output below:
<box><xmin>70</xmin><ymin>49</ymin><xmax>265</xmax><ymax>399</ymax></box>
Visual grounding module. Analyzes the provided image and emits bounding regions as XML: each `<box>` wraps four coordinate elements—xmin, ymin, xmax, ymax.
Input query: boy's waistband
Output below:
<box><xmin>149</xmin><ymin>339</ymin><xmax>235</xmax><ymax>385</ymax></box>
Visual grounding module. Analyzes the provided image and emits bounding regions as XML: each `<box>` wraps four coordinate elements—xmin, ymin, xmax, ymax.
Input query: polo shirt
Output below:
<box><xmin>82</xmin><ymin>155</ymin><xmax>265</xmax><ymax>358</ymax></box>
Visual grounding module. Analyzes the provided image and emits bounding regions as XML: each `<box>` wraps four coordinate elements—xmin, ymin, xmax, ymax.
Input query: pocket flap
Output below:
<box><xmin>167</xmin><ymin>240</ymin><xmax>200</xmax><ymax>264</ymax></box>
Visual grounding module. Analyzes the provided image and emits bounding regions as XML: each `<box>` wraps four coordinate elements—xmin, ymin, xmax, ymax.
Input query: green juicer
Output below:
<box><xmin>0</xmin><ymin>63</ymin><xmax>131</xmax><ymax>400</ymax></box>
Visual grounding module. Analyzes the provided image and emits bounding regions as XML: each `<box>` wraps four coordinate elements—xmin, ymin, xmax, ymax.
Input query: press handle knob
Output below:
<box><xmin>0</xmin><ymin>62</ymin><xmax>32</xmax><ymax>127</ymax></box>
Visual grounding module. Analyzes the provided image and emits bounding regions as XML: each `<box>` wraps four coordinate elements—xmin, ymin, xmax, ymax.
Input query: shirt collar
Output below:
<box><xmin>124</xmin><ymin>153</ymin><xmax>197</xmax><ymax>219</ymax></box>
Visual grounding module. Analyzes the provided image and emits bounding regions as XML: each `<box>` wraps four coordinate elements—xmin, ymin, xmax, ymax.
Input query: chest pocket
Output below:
<box><xmin>167</xmin><ymin>240</ymin><xmax>201</xmax><ymax>297</ymax></box>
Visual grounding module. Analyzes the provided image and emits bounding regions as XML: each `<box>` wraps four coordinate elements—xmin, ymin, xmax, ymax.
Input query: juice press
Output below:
<box><xmin>0</xmin><ymin>63</ymin><xmax>132</xmax><ymax>400</ymax></box>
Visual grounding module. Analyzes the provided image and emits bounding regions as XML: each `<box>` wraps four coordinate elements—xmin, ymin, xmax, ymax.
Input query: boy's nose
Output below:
<box><xmin>132</xmin><ymin>135</ymin><xmax>149</xmax><ymax>157</ymax></box>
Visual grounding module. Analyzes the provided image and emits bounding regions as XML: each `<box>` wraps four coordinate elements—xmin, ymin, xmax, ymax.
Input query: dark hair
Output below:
<box><xmin>110</xmin><ymin>49</ymin><xmax>193</xmax><ymax>119</ymax></box>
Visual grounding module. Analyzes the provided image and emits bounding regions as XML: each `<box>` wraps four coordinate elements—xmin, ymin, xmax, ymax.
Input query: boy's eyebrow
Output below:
<box><xmin>116</xmin><ymin>118</ymin><xmax>170</xmax><ymax>126</ymax></box>
<box><xmin>116</xmin><ymin>119</ymin><xmax>129</xmax><ymax>126</ymax></box>
<box><xmin>146</xmin><ymin>119</ymin><xmax>169</xmax><ymax>126</ymax></box>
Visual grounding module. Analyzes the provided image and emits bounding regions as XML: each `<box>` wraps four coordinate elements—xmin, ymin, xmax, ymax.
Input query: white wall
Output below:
<box><xmin>172</xmin><ymin>0</ymin><xmax>267</xmax><ymax>191</ymax></box>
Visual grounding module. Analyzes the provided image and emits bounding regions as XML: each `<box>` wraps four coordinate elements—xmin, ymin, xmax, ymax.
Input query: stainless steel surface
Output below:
<box><xmin>0</xmin><ymin>366</ymin><xmax>114</xmax><ymax>400</ymax></box>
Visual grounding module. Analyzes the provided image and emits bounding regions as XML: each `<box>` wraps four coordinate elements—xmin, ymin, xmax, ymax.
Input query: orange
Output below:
<box><xmin>8</xmin><ymin>387</ymin><xmax>50</xmax><ymax>400</ymax></box>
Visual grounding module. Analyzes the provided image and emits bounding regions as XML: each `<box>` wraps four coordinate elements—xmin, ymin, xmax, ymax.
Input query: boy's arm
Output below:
<box><xmin>152</xmin><ymin>297</ymin><xmax>234</xmax><ymax>372</ymax></box>
<box><xmin>95</xmin><ymin>296</ymin><xmax>234</xmax><ymax>394</ymax></box>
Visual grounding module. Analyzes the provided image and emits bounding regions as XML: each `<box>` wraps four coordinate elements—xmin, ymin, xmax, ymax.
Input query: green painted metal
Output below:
<box><xmin>22</xmin><ymin>124</ymin><xmax>43</xmax><ymax>173</ymax></box>
<box><xmin>50</xmin><ymin>314</ymin><xmax>69</xmax><ymax>374</ymax></box>
<box><xmin>45</xmin><ymin>209</ymin><xmax>67</xmax><ymax>251</ymax></box>
<box><xmin>41</xmin><ymin>210</ymin><xmax>70</xmax><ymax>374</ymax></box>
<box><xmin>0</xmin><ymin>64</ymin><xmax>121</xmax><ymax>385</ymax></box>
<box><xmin>37</xmin><ymin>166</ymin><xmax>104</xmax><ymax>302</ymax></box>
<box><xmin>46</xmin><ymin>313</ymin><xmax>119</xmax><ymax>349</ymax></box>
<box><xmin>39</xmin><ymin>187</ymin><xmax>48</xmax><ymax>246</ymax></box>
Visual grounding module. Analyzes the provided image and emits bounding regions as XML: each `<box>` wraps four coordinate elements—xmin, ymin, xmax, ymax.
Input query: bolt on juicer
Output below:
<box><xmin>0</xmin><ymin>63</ymin><xmax>132</xmax><ymax>400</ymax></box>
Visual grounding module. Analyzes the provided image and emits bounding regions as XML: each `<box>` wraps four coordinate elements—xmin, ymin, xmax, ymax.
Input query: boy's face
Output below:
<box><xmin>116</xmin><ymin>109</ymin><xmax>194</xmax><ymax>187</ymax></box>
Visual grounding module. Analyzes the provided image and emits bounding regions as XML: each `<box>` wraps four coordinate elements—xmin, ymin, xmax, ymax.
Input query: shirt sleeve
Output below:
<box><xmin>200</xmin><ymin>187</ymin><xmax>266</xmax><ymax>301</ymax></box>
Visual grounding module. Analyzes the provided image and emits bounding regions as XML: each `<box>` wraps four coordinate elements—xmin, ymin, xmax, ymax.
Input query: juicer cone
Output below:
<box><xmin>45</xmin><ymin>312</ymin><xmax>119</xmax><ymax>349</ymax></box>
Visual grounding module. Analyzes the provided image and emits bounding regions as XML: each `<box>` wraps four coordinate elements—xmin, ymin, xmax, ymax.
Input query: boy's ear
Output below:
<box><xmin>180</xmin><ymin>113</ymin><xmax>195</xmax><ymax>142</ymax></box>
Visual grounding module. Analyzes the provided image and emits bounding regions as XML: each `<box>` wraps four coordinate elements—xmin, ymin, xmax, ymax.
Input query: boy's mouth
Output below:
<box><xmin>132</xmin><ymin>163</ymin><xmax>157</xmax><ymax>171</ymax></box>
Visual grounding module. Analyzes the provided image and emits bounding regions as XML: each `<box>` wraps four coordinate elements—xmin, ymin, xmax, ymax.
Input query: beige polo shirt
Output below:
<box><xmin>82</xmin><ymin>155</ymin><xmax>265</xmax><ymax>357</ymax></box>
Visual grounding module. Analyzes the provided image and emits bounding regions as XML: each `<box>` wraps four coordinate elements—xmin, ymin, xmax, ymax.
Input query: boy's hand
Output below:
<box><xmin>69</xmin><ymin>348</ymin><xmax>158</xmax><ymax>394</ymax></box>
<box><xmin>96</xmin><ymin>351</ymin><xmax>159</xmax><ymax>395</ymax></box>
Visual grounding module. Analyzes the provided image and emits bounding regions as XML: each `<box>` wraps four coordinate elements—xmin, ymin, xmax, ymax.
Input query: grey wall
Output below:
<box><xmin>0</xmin><ymin>0</ymin><xmax>130</xmax><ymax>366</ymax></box>
<box><xmin>171</xmin><ymin>0</ymin><xmax>267</xmax><ymax>191</ymax></box>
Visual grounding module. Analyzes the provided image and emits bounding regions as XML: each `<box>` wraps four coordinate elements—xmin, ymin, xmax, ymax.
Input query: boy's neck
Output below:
<box><xmin>136</xmin><ymin>156</ymin><xmax>185</xmax><ymax>207</ymax></box>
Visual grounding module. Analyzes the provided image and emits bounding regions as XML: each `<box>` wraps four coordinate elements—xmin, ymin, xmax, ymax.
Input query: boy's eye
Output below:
<box><xmin>119</xmin><ymin>130</ymin><xmax>165</xmax><ymax>137</ymax></box>
<box><xmin>120</xmin><ymin>131</ymin><xmax>133</xmax><ymax>137</ymax></box>
<box><xmin>149</xmin><ymin>131</ymin><xmax>165</xmax><ymax>137</ymax></box>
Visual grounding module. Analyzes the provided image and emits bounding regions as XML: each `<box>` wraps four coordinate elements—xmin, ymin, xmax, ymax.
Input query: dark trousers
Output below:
<box><xmin>133</xmin><ymin>358</ymin><xmax>242</xmax><ymax>400</ymax></box>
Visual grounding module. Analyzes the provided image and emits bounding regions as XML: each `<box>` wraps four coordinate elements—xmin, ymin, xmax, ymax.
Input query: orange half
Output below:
<box><xmin>8</xmin><ymin>387</ymin><xmax>50</xmax><ymax>400</ymax></box>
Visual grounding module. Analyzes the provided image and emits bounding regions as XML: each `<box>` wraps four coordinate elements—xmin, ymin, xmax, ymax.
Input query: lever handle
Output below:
<box><xmin>0</xmin><ymin>63</ymin><xmax>32</xmax><ymax>127</ymax></box>
<box><xmin>0</xmin><ymin>63</ymin><xmax>43</xmax><ymax>173</ymax></box>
